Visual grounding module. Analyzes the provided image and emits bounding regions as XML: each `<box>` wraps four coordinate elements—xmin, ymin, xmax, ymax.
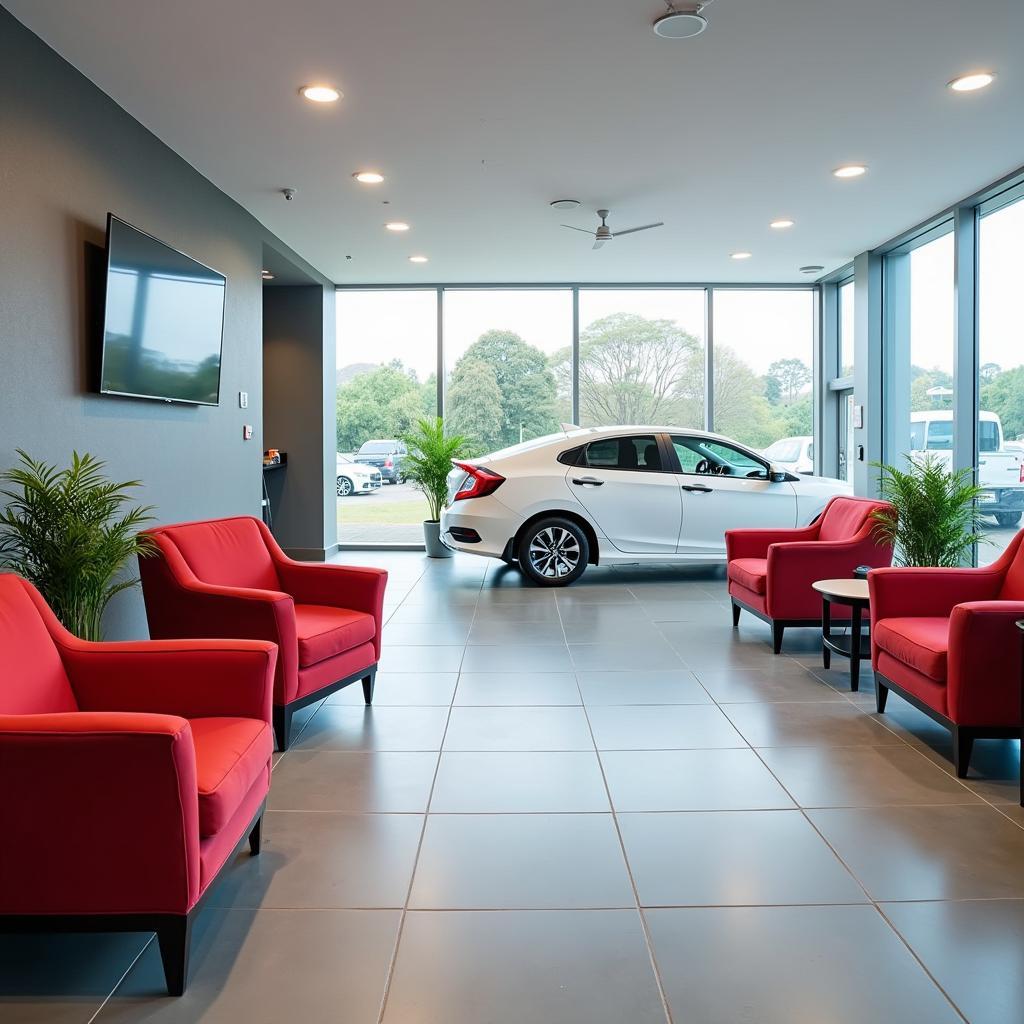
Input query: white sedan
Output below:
<box><xmin>336</xmin><ymin>454</ymin><xmax>383</xmax><ymax>497</ymax></box>
<box><xmin>441</xmin><ymin>426</ymin><xmax>850</xmax><ymax>585</ymax></box>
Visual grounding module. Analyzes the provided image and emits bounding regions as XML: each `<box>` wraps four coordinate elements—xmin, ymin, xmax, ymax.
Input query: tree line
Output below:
<box><xmin>336</xmin><ymin>312</ymin><xmax>815</xmax><ymax>453</ymax></box>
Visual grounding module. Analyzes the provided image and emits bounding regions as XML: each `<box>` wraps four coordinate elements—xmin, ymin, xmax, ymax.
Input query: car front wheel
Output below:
<box><xmin>337</xmin><ymin>476</ymin><xmax>353</xmax><ymax>497</ymax></box>
<box><xmin>995</xmin><ymin>511</ymin><xmax>1022</xmax><ymax>528</ymax></box>
<box><xmin>518</xmin><ymin>517</ymin><xmax>589</xmax><ymax>587</ymax></box>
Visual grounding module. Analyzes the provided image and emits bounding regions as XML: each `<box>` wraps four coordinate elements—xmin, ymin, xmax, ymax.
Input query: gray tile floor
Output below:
<box><xmin>3</xmin><ymin>551</ymin><xmax>1023</xmax><ymax>1023</ymax></box>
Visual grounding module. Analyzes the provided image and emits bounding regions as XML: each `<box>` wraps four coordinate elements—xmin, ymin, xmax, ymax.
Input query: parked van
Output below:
<box><xmin>910</xmin><ymin>410</ymin><xmax>1024</xmax><ymax>527</ymax></box>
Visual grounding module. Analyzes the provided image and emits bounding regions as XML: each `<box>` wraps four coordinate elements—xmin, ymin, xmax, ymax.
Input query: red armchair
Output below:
<box><xmin>726</xmin><ymin>495</ymin><xmax>893</xmax><ymax>653</ymax></box>
<box><xmin>870</xmin><ymin>529</ymin><xmax>1024</xmax><ymax>777</ymax></box>
<box><xmin>139</xmin><ymin>516</ymin><xmax>387</xmax><ymax>750</ymax></box>
<box><xmin>0</xmin><ymin>573</ymin><xmax>277</xmax><ymax>995</ymax></box>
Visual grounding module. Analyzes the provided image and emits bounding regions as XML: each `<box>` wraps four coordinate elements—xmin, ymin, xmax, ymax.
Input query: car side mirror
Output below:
<box><xmin>770</xmin><ymin>470</ymin><xmax>788</xmax><ymax>483</ymax></box>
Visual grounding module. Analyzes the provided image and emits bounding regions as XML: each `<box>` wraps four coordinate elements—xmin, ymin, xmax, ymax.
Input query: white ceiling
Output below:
<box><xmin>9</xmin><ymin>0</ymin><xmax>1023</xmax><ymax>284</ymax></box>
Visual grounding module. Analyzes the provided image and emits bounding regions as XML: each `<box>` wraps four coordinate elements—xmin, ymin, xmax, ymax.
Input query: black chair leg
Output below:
<box><xmin>362</xmin><ymin>671</ymin><xmax>375</xmax><ymax>705</ymax></box>
<box><xmin>953</xmin><ymin>728</ymin><xmax>974</xmax><ymax>778</ymax></box>
<box><xmin>273</xmin><ymin>705</ymin><xmax>292</xmax><ymax>752</ymax></box>
<box><xmin>156</xmin><ymin>914</ymin><xmax>193</xmax><ymax>997</ymax></box>
<box><xmin>248</xmin><ymin>815</ymin><xmax>263</xmax><ymax>856</ymax></box>
<box><xmin>731</xmin><ymin>601</ymin><xmax>741</xmax><ymax>628</ymax></box>
<box><xmin>875</xmin><ymin>679</ymin><xmax>888</xmax><ymax>714</ymax></box>
<box><xmin>772</xmin><ymin>622</ymin><xmax>784</xmax><ymax>655</ymax></box>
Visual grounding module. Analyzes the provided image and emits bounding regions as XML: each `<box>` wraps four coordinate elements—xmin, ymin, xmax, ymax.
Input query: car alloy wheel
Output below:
<box><xmin>519</xmin><ymin>517</ymin><xmax>589</xmax><ymax>586</ymax></box>
<box><xmin>337</xmin><ymin>476</ymin><xmax>353</xmax><ymax>497</ymax></box>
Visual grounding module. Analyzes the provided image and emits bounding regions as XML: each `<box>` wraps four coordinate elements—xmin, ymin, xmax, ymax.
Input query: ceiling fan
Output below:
<box><xmin>562</xmin><ymin>209</ymin><xmax>664</xmax><ymax>250</ymax></box>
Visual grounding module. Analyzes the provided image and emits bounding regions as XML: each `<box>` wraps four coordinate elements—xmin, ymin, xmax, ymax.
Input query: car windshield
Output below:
<box><xmin>337</xmin><ymin>454</ymin><xmax>353</xmax><ymax>464</ymax></box>
<box><xmin>358</xmin><ymin>441</ymin><xmax>397</xmax><ymax>454</ymax></box>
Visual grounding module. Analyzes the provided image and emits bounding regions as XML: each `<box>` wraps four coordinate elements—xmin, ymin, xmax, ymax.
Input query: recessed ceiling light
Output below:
<box><xmin>770</xmin><ymin>219</ymin><xmax>794</xmax><ymax>229</ymax></box>
<box><xmin>550</xmin><ymin>199</ymin><xmax>581</xmax><ymax>210</ymax></box>
<box><xmin>260</xmin><ymin>270</ymin><xmax>274</xmax><ymax>280</ymax></box>
<box><xmin>353</xmin><ymin>170</ymin><xmax>384</xmax><ymax>184</ymax></box>
<box><xmin>299</xmin><ymin>85</ymin><xmax>341</xmax><ymax>103</ymax></box>
<box><xmin>948</xmin><ymin>71</ymin><xmax>995</xmax><ymax>92</ymax></box>
<box><xmin>409</xmin><ymin>255</ymin><xmax>428</xmax><ymax>264</ymax></box>
<box><xmin>730</xmin><ymin>251</ymin><xmax>752</xmax><ymax>260</ymax></box>
<box><xmin>385</xmin><ymin>221</ymin><xmax>410</xmax><ymax>232</ymax></box>
<box><xmin>799</xmin><ymin>265</ymin><xmax>825</xmax><ymax>274</ymax></box>
<box><xmin>833</xmin><ymin>164</ymin><xmax>867</xmax><ymax>179</ymax></box>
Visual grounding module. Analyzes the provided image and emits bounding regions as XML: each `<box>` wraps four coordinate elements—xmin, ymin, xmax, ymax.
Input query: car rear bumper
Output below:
<box><xmin>441</xmin><ymin>499</ymin><xmax>521</xmax><ymax>559</ymax></box>
<box><xmin>978</xmin><ymin>488</ymin><xmax>1024</xmax><ymax>512</ymax></box>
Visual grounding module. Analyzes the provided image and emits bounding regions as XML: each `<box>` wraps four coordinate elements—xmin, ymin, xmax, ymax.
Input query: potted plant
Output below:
<box><xmin>871</xmin><ymin>453</ymin><xmax>987</xmax><ymax>566</ymax></box>
<box><xmin>0</xmin><ymin>450</ymin><xmax>156</xmax><ymax>640</ymax></box>
<box><xmin>402</xmin><ymin>417</ymin><xmax>471</xmax><ymax>558</ymax></box>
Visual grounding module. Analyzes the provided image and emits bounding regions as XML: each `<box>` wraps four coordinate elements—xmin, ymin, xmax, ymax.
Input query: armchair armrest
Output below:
<box><xmin>869</xmin><ymin>566</ymin><xmax>1005</xmax><ymax>622</ymax></box>
<box><xmin>58</xmin><ymin>638</ymin><xmax>277</xmax><ymax>723</ymax></box>
<box><xmin>0</xmin><ymin>713</ymin><xmax>201</xmax><ymax>915</ymax></box>
<box><xmin>764</xmin><ymin>531</ymin><xmax>887</xmax><ymax>618</ymax></box>
<box><xmin>947</xmin><ymin>601</ymin><xmax>1024</xmax><ymax>725</ymax></box>
<box><xmin>726</xmin><ymin>523</ymin><xmax>819</xmax><ymax>561</ymax></box>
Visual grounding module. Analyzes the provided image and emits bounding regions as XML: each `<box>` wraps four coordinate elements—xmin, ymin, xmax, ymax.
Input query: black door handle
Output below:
<box><xmin>680</xmin><ymin>483</ymin><xmax>713</xmax><ymax>492</ymax></box>
<box><xmin>572</xmin><ymin>477</ymin><xmax>605</xmax><ymax>486</ymax></box>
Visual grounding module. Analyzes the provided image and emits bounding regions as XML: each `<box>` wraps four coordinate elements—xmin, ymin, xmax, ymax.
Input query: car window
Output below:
<box><xmin>979</xmin><ymin>420</ymin><xmax>1000</xmax><ymax>453</ymax></box>
<box><xmin>909</xmin><ymin>422</ymin><xmax>925</xmax><ymax>449</ymax></box>
<box><xmin>671</xmin><ymin>436</ymin><xmax>768</xmax><ymax>478</ymax></box>
<box><xmin>359</xmin><ymin>441</ymin><xmax>396</xmax><ymax>454</ymax></box>
<box><xmin>584</xmin><ymin>435</ymin><xmax>663</xmax><ymax>472</ymax></box>
<box><xmin>926</xmin><ymin>421</ymin><xmax>953</xmax><ymax>450</ymax></box>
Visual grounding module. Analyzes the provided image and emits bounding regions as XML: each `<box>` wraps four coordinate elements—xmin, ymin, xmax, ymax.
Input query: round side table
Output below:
<box><xmin>811</xmin><ymin>578</ymin><xmax>871</xmax><ymax>692</ymax></box>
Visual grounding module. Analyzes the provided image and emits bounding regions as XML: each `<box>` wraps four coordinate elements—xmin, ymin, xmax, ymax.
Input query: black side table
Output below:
<box><xmin>1018</xmin><ymin>620</ymin><xmax>1023</xmax><ymax>808</ymax></box>
<box><xmin>811</xmin><ymin>578</ymin><xmax>871</xmax><ymax>692</ymax></box>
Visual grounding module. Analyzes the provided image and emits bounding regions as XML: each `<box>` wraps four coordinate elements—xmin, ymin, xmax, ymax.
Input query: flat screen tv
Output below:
<box><xmin>99</xmin><ymin>214</ymin><xmax>226</xmax><ymax>405</ymax></box>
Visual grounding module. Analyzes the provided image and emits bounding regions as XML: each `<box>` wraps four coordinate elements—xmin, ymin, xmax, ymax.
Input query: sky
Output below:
<box><xmin>335</xmin><ymin>195</ymin><xmax>1022</xmax><ymax>384</ymax></box>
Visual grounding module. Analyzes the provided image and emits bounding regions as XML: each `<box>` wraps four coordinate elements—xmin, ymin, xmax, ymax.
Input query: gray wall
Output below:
<box><xmin>0</xmin><ymin>7</ymin><xmax>334</xmax><ymax>638</ymax></box>
<box><xmin>263</xmin><ymin>286</ymin><xmax>338</xmax><ymax>558</ymax></box>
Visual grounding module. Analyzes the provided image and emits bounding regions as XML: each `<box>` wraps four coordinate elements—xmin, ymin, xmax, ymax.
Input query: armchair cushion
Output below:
<box><xmin>818</xmin><ymin>497</ymin><xmax>876</xmax><ymax>541</ymax></box>
<box><xmin>191</xmin><ymin>717</ymin><xmax>273</xmax><ymax>838</ymax></box>
<box><xmin>295</xmin><ymin>604</ymin><xmax>376</xmax><ymax>667</ymax></box>
<box><xmin>873</xmin><ymin>617</ymin><xmax>949</xmax><ymax>682</ymax></box>
<box><xmin>727</xmin><ymin>558</ymin><xmax>768</xmax><ymax>596</ymax></box>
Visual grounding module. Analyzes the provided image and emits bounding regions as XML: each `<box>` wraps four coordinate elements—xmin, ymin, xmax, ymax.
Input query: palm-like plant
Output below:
<box><xmin>871</xmin><ymin>454</ymin><xmax>987</xmax><ymax>567</ymax></box>
<box><xmin>0</xmin><ymin>450</ymin><xmax>157</xmax><ymax>640</ymax></box>
<box><xmin>402</xmin><ymin>417</ymin><xmax>471</xmax><ymax>522</ymax></box>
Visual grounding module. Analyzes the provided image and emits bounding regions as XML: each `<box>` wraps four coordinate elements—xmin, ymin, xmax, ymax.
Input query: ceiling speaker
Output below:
<box><xmin>653</xmin><ymin>9</ymin><xmax>708</xmax><ymax>38</ymax></box>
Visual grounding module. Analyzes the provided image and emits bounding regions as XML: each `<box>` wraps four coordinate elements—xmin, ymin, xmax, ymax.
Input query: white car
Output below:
<box><xmin>336</xmin><ymin>454</ymin><xmax>382</xmax><ymax>497</ymax></box>
<box><xmin>441</xmin><ymin>426</ymin><xmax>851</xmax><ymax>585</ymax></box>
<box><xmin>761</xmin><ymin>436</ymin><xmax>814</xmax><ymax>475</ymax></box>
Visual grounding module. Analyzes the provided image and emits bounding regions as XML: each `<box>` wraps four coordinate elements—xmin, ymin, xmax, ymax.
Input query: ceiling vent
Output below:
<box><xmin>653</xmin><ymin>2</ymin><xmax>709</xmax><ymax>39</ymax></box>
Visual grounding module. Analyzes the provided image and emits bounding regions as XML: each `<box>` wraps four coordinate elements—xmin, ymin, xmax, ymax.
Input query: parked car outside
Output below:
<box><xmin>354</xmin><ymin>439</ymin><xmax>407</xmax><ymax>484</ymax></box>
<box><xmin>336</xmin><ymin>453</ymin><xmax>382</xmax><ymax>497</ymax></box>
<box><xmin>761</xmin><ymin>436</ymin><xmax>814</xmax><ymax>475</ymax></box>
<box><xmin>910</xmin><ymin>410</ymin><xmax>1024</xmax><ymax>528</ymax></box>
<box><xmin>441</xmin><ymin>426</ymin><xmax>852</xmax><ymax>585</ymax></box>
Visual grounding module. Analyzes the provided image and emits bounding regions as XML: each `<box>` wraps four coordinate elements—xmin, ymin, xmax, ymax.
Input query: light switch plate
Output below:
<box><xmin>239</xmin><ymin>391</ymin><xmax>248</xmax><ymax>409</ymax></box>
<box><xmin>242</xmin><ymin>424</ymin><xmax>253</xmax><ymax>440</ymax></box>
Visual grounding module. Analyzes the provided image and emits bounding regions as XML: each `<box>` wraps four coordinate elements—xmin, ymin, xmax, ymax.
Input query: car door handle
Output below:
<box><xmin>571</xmin><ymin>477</ymin><xmax>605</xmax><ymax>486</ymax></box>
<box><xmin>680</xmin><ymin>483</ymin><xmax>713</xmax><ymax>493</ymax></box>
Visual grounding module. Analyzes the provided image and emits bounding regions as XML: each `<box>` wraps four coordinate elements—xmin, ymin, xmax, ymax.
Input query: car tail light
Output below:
<box><xmin>453</xmin><ymin>462</ymin><xmax>505</xmax><ymax>501</ymax></box>
<box><xmin>1020</xmin><ymin>464</ymin><xmax>1024</xmax><ymax>484</ymax></box>
<box><xmin>384</xmin><ymin>458</ymin><xmax>393</xmax><ymax>468</ymax></box>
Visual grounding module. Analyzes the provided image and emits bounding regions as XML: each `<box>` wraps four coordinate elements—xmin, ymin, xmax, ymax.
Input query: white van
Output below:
<box><xmin>910</xmin><ymin>410</ymin><xmax>1024</xmax><ymax>527</ymax></box>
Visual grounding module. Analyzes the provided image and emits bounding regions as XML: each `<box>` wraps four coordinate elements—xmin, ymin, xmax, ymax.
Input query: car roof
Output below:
<box><xmin>561</xmin><ymin>425</ymin><xmax>741</xmax><ymax>443</ymax></box>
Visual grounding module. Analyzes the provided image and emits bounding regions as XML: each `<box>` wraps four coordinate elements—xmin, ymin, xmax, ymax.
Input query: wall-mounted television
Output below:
<box><xmin>99</xmin><ymin>214</ymin><xmax>226</xmax><ymax>405</ymax></box>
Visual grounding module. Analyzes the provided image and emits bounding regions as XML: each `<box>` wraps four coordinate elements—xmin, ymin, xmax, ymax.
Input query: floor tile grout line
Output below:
<box><xmin>87</xmin><ymin>935</ymin><xmax>156</xmax><ymax>1021</ymax></box>
<box><xmin>554</xmin><ymin>595</ymin><xmax>675</xmax><ymax>1024</ymax></box>
<box><xmin>372</xmin><ymin>565</ymin><xmax>481</xmax><ymax>1023</ymax></box>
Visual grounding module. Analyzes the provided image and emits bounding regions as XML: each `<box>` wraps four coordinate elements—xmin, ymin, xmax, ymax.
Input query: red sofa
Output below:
<box><xmin>726</xmin><ymin>495</ymin><xmax>892</xmax><ymax>652</ymax></box>
<box><xmin>870</xmin><ymin>529</ymin><xmax>1024</xmax><ymax>777</ymax></box>
<box><xmin>139</xmin><ymin>516</ymin><xmax>387</xmax><ymax>750</ymax></box>
<box><xmin>0</xmin><ymin>573</ymin><xmax>276</xmax><ymax>995</ymax></box>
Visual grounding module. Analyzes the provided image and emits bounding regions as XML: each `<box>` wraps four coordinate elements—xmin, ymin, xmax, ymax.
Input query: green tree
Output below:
<box><xmin>910</xmin><ymin>366</ymin><xmax>954</xmax><ymax>412</ymax></box>
<box><xmin>981</xmin><ymin>365</ymin><xmax>1024</xmax><ymax>441</ymax></box>
<box><xmin>712</xmin><ymin>346</ymin><xmax>781</xmax><ymax>448</ymax></box>
<box><xmin>447</xmin><ymin>330</ymin><xmax>560</xmax><ymax>449</ymax></box>
<box><xmin>446</xmin><ymin>359</ymin><xmax>504</xmax><ymax>450</ymax></box>
<box><xmin>558</xmin><ymin>313</ymin><xmax>701</xmax><ymax>425</ymax></box>
<box><xmin>765</xmin><ymin>358</ymin><xmax>811</xmax><ymax>404</ymax></box>
<box><xmin>335</xmin><ymin>361</ymin><xmax>426</xmax><ymax>451</ymax></box>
